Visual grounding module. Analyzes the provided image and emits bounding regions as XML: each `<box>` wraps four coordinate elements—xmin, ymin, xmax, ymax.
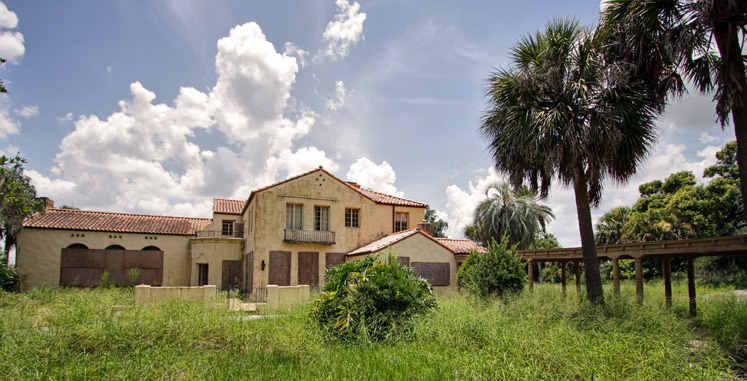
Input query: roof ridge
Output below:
<box><xmin>356</xmin><ymin>187</ymin><xmax>425</xmax><ymax>204</ymax></box>
<box><xmin>213</xmin><ymin>197</ymin><xmax>244</xmax><ymax>202</ymax></box>
<box><xmin>46</xmin><ymin>208</ymin><xmax>212</xmax><ymax>221</ymax></box>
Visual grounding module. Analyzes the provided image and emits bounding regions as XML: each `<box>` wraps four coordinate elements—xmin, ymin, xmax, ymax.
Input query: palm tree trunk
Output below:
<box><xmin>573</xmin><ymin>171</ymin><xmax>605</xmax><ymax>305</ymax></box>
<box><xmin>714</xmin><ymin>20</ymin><xmax>747</xmax><ymax>201</ymax></box>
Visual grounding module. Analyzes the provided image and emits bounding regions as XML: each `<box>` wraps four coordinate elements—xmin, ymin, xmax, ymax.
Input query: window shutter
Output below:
<box><xmin>233</xmin><ymin>222</ymin><xmax>245</xmax><ymax>238</ymax></box>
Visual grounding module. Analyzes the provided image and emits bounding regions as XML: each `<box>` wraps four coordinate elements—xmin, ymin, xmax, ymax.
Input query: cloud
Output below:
<box><xmin>0</xmin><ymin>96</ymin><xmax>18</xmax><ymax>138</ymax></box>
<box><xmin>0</xmin><ymin>2</ymin><xmax>22</xmax><ymax>64</ymax></box>
<box><xmin>325</xmin><ymin>80</ymin><xmax>346</xmax><ymax>110</ymax></box>
<box><xmin>283</xmin><ymin>42</ymin><xmax>308</xmax><ymax>68</ymax></box>
<box><xmin>57</xmin><ymin>112</ymin><xmax>74</xmax><ymax>124</ymax></box>
<box><xmin>346</xmin><ymin>158</ymin><xmax>403</xmax><ymax>197</ymax></box>
<box><xmin>317</xmin><ymin>0</ymin><xmax>366</xmax><ymax>61</ymax></box>
<box><xmin>31</xmin><ymin>22</ymin><xmax>338</xmax><ymax>217</ymax></box>
<box><xmin>440</xmin><ymin>167</ymin><xmax>503</xmax><ymax>238</ymax></box>
<box><xmin>14</xmin><ymin>104</ymin><xmax>38</xmax><ymax>118</ymax></box>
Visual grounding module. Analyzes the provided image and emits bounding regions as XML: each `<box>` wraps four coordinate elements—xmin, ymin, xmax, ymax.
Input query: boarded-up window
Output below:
<box><xmin>396</xmin><ymin>256</ymin><xmax>410</xmax><ymax>267</ymax></box>
<box><xmin>222</xmin><ymin>260</ymin><xmax>242</xmax><ymax>291</ymax></box>
<box><xmin>325</xmin><ymin>252</ymin><xmax>346</xmax><ymax>269</ymax></box>
<box><xmin>298</xmin><ymin>251</ymin><xmax>319</xmax><ymax>287</ymax></box>
<box><xmin>412</xmin><ymin>262</ymin><xmax>450</xmax><ymax>286</ymax></box>
<box><xmin>60</xmin><ymin>248</ymin><xmax>163</xmax><ymax>287</ymax></box>
<box><xmin>269</xmin><ymin>251</ymin><xmax>291</xmax><ymax>286</ymax></box>
<box><xmin>245</xmin><ymin>251</ymin><xmax>253</xmax><ymax>293</ymax></box>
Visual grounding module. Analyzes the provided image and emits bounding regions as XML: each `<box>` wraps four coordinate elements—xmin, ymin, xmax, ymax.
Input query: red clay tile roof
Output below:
<box><xmin>242</xmin><ymin>167</ymin><xmax>427</xmax><ymax>214</ymax></box>
<box><xmin>23</xmin><ymin>209</ymin><xmax>211</xmax><ymax>236</ymax></box>
<box><xmin>213</xmin><ymin>198</ymin><xmax>245</xmax><ymax>215</ymax></box>
<box><xmin>348</xmin><ymin>228</ymin><xmax>458</xmax><ymax>256</ymax></box>
<box><xmin>436</xmin><ymin>238</ymin><xmax>488</xmax><ymax>254</ymax></box>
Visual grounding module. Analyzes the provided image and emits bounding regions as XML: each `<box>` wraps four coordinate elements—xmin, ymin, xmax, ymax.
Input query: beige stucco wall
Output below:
<box><xmin>347</xmin><ymin>233</ymin><xmax>457</xmax><ymax>288</ymax></box>
<box><xmin>16</xmin><ymin>228</ymin><xmax>192</xmax><ymax>290</ymax></box>
<box><xmin>201</xmin><ymin>213</ymin><xmax>239</xmax><ymax>235</ymax></box>
<box><xmin>189</xmin><ymin>238</ymin><xmax>243</xmax><ymax>288</ymax></box>
<box><xmin>245</xmin><ymin>170</ymin><xmax>425</xmax><ymax>290</ymax></box>
<box><xmin>134</xmin><ymin>285</ymin><xmax>217</xmax><ymax>305</ymax></box>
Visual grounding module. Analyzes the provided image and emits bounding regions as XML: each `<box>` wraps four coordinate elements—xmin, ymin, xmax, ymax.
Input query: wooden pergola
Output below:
<box><xmin>516</xmin><ymin>235</ymin><xmax>747</xmax><ymax>316</ymax></box>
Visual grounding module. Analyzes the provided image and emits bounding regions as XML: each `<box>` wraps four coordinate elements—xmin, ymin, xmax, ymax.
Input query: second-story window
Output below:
<box><xmin>314</xmin><ymin>206</ymin><xmax>330</xmax><ymax>231</ymax></box>
<box><xmin>395</xmin><ymin>212</ymin><xmax>408</xmax><ymax>232</ymax></box>
<box><xmin>345</xmin><ymin>208</ymin><xmax>359</xmax><ymax>228</ymax></box>
<box><xmin>286</xmin><ymin>204</ymin><xmax>302</xmax><ymax>230</ymax></box>
<box><xmin>222</xmin><ymin>220</ymin><xmax>234</xmax><ymax>236</ymax></box>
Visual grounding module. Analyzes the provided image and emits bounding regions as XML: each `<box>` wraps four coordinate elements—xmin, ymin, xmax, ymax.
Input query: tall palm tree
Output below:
<box><xmin>595</xmin><ymin>206</ymin><xmax>632</xmax><ymax>244</ymax></box>
<box><xmin>471</xmin><ymin>183</ymin><xmax>554</xmax><ymax>250</ymax></box>
<box><xmin>480</xmin><ymin>19</ymin><xmax>659</xmax><ymax>304</ymax></box>
<box><xmin>603</xmin><ymin>0</ymin><xmax>747</xmax><ymax>202</ymax></box>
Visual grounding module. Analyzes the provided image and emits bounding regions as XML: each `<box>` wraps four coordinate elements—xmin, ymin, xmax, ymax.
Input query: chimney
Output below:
<box><xmin>37</xmin><ymin>197</ymin><xmax>54</xmax><ymax>210</ymax></box>
<box><xmin>416</xmin><ymin>220</ymin><xmax>434</xmax><ymax>236</ymax></box>
<box><xmin>347</xmin><ymin>181</ymin><xmax>361</xmax><ymax>189</ymax></box>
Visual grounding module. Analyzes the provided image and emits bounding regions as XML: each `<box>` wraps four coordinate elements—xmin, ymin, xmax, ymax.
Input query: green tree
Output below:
<box><xmin>480</xmin><ymin>19</ymin><xmax>659</xmax><ymax>304</ymax></box>
<box><xmin>603</xmin><ymin>0</ymin><xmax>747</xmax><ymax>203</ymax></box>
<box><xmin>471</xmin><ymin>183</ymin><xmax>554</xmax><ymax>250</ymax></box>
<box><xmin>534</xmin><ymin>231</ymin><xmax>561</xmax><ymax>250</ymax></box>
<box><xmin>424</xmin><ymin>206</ymin><xmax>448</xmax><ymax>238</ymax></box>
<box><xmin>595</xmin><ymin>207</ymin><xmax>632</xmax><ymax>245</ymax></box>
<box><xmin>0</xmin><ymin>155</ymin><xmax>42</xmax><ymax>262</ymax></box>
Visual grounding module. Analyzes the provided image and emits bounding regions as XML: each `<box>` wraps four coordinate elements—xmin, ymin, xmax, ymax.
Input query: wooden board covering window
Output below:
<box><xmin>298</xmin><ymin>251</ymin><xmax>319</xmax><ymax>287</ymax></box>
<box><xmin>245</xmin><ymin>251</ymin><xmax>253</xmax><ymax>294</ymax></box>
<box><xmin>396</xmin><ymin>256</ymin><xmax>410</xmax><ymax>266</ymax></box>
<box><xmin>222</xmin><ymin>260</ymin><xmax>242</xmax><ymax>291</ymax></box>
<box><xmin>60</xmin><ymin>248</ymin><xmax>163</xmax><ymax>287</ymax></box>
<box><xmin>269</xmin><ymin>251</ymin><xmax>291</xmax><ymax>286</ymax></box>
<box><xmin>325</xmin><ymin>252</ymin><xmax>346</xmax><ymax>269</ymax></box>
<box><xmin>411</xmin><ymin>262</ymin><xmax>450</xmax><ymax>286</ymax></box>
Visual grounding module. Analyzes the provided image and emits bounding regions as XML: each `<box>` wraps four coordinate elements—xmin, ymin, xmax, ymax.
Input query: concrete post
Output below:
<box><xmin>688</xmin><ymin>258</ymin><xmax>697</xmax><ymax>317</ymax></box>
<box><xmin>662</xmin><ymin>258</ymin><xmax>672</xmax><ymax>310</ymax></box>
<box><xmin>561</xmin><ymin>262</ymin><xmax>567</xmax><ymax>297</ymax></box>
<box><xmin>528</xmin><ymin>261</ymin><xmax>534</xmax><ymax>293</ymax></box>
<box><xmin>635</xmin><ymin>257</ymin><xmax>644</xmax><ymax>304</ymax></box>
<box><xmin>612</xmin><ymin>258</ymin><xmax>620</xmax><ymax>297</ymax></box>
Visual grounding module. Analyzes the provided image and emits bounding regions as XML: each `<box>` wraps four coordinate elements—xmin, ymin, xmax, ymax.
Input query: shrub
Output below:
<box><xmin>309</xmin><ymin>251</ymin><xmax>437</xmax><ymax>343</ymax></box>
<box><xmin>0</xmin><ymin>258</ymin><xmax>18</xmax><ymax>291</ymax></box>
<box><xmin>457</xmin><ymin>237</ymin><xmax>526</xmax><ymax>298</ymax></box>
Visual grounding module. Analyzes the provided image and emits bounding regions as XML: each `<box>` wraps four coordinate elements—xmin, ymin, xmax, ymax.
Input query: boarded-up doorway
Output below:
<box><xmin>269</xmin><ymin>251</ymin><xmax>291</xmax><ymax>286</ymax></box>
<box><xmin>298</xmin><ymin>251</ymin><xmax>319</xmax><ymax>287</ymax></box>
<box><xmin>60</xmin><ymin>248</ymin><xmax>163</xmax><ymax>287</ymax></box>
<box><xmin>244</xmin><ymin>251</ymin><xmax>253</xmax><ymax>294</ymax></box>
<box><xmin>222</xmin><ymin>260</ymin><xmax>242</xmax><ymax>291</ymax></box>
<box><xmin>412</xmin><ymin>262</ymin><xmax>450</xmax><ymax>286</ymax></box>
<box><xmin>325</xmin><ymin>252</ymin><xmax>346</xmax><ymax>269</ymax></box>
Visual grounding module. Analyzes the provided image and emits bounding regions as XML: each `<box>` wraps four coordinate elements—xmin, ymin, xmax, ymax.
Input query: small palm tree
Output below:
<box><xmin>595</xmin><ymin>207</ymin><xmax>632</xmax><ymax>245</ymax></box>
<box><xmin>603</xmin><ymin>0</ymin><xmax>747</xmax><ymax>202</ymax></box>
<box><xmin>471</xmin><ymin>183</ymin><xmax>554</xmax><ymax>250</ymax></box>
<box><xmin>480</xmin><ymin>19</ymin><xmax>659</xmax><ymax>304</ymax></box>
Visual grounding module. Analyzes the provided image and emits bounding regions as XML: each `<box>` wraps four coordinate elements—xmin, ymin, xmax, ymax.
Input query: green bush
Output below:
<box><xmin>0</xmin><ymin>258</ymin><xmax>18</xmax><ymax>291</ymax></box>
<box><xmin>309</xmin><ymin>251</ymin><xmax>437</xmax><ymax>343</ymax></box>
<box><xmin>457</xmin><ymin>237</ymin><xmax>526</xmax><ymax>298</ymax></box>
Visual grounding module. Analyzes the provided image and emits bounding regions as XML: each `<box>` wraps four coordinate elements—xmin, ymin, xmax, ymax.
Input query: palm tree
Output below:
<box><xmin>471</xmin><ymin>183</ymin><xmax>554</xmax><ymax>249</ymax></box>
<box><xmin>480</xmin><ymin>19</ymin><xmax>659</xmax><ymax>304</ymax></box>
<box><xmin>595</xmin><ymin>207</ymin><xmax>632</xmax><ymax>245</ymax></box>
<box><xmin>603</xmin><ymin>0</ymin><xmax>747</xmax><ymax>202</ymax></box>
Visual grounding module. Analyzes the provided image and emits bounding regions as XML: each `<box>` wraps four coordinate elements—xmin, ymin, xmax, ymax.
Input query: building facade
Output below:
<box><xmin>17</xmin><ymin>168</ymin><xmax>485</xmax><ymax>292</ymax></box>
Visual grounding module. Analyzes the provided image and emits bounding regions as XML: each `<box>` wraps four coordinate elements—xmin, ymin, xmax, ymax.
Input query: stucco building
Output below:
<box><xmin>17</xmin><ymin>168</ymin><xmax>485</xmax><ymax>292</ymax></box>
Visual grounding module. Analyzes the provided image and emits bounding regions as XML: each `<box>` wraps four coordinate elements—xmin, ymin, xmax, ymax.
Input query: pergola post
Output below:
<box><xmin>574</xmin><ymin>261</ymin><xmax>581</xmax><ymax>294</ymax></box>
<box><xmin>635</xmin><ymin>257</ymin><xmax>644</xmax><ymax>304</ymax></box>
<box><xmin>528</xmin><ymin>260</ymin><xmax>534</xmax><ymax>293</ymax></box>
<box><xmin>561</xmin><ymin>262</ymin><xmax>567</xmax><ymax>297</ymax></box>
<box><xmin>612</xmin><ymin>258</ymin><xmax>620</xmax><ymax>297</ymax></box>
<box><xmin>687</xmin><ymin>257</ymin><xmax>697</xmax><ymax>317</ymax></box>
<box><xmin>662</xmin><ymin>257</ymin><xmax>672</xmax><ymax>310</ymax></box>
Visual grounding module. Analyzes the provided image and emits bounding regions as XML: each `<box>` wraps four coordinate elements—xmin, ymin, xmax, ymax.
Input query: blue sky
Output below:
<box><xmin>0</xmin><ymin>0</ymin><xmax>735</xmax><ymax>250</ymax></box>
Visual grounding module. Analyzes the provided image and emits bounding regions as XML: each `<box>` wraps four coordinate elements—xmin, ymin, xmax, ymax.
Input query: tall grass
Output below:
<box><xmin>0</xmin><ymin>282</ymin><xmax>743</xmax><ymax>380</ymax></box>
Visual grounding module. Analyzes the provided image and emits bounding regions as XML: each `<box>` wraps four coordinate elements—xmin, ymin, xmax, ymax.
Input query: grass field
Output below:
<box><xmin>0</xmin><ymin>281</ymin><xmax>744</xmax><ymax>380</ymax></box>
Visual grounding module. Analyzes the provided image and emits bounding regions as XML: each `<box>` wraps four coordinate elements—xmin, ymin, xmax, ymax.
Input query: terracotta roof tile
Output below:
<box><xmin>23</xmin><ymin>209</ymin><xmax>211</xmax><ymax>236</ymax></box>
<box><xmin>436</xmin><ymin>238</ymin><xmax>488</xmax><ymax>254</ymax></box>
<box><xmin>213</xmin><ymin>198</ymin><xmax>245</xmax><ymax>215</ymax></box>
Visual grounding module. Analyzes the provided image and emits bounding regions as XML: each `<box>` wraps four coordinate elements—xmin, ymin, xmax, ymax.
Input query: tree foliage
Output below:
<box><xmin>470</xmin><ymin>183</ymin><xmax>554</xmax><ymax>249</ymax></box>
<box><xmin>0</xmin><ymin>155</ymin><xmax>42</xmax><ymax>262</ymax></box>
<box><xmin>309</xmin><ymin>252</ymin><xmax>437</xmax><ymax>343</ymax></box>
<box><xmin>456</xmin><ymin>237</ymin><xmax>527</xmax><ymax>298</ymax></box>
<box><xmin>424</xmin><ymin>206</ymin><xmax>448</xmax><ymax>238</ymax></box>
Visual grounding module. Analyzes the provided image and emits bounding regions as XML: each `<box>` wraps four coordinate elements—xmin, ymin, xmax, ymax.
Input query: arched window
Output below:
<box><xmin>105</xmin><ymin>245</ymin><xmax>125</xmax><ymax>250</ymax></box>
<box><xmin>66</xmin><ymin>243</ymin><xmax>88</xmax><ymax>249</ymax></box>
<box><xmin>142</xmin><ymin>246</ymin><xmax>161</xmax><ymax>251</ymax></box>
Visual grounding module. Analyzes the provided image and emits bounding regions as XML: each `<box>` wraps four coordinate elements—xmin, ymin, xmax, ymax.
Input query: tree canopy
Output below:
<box><xmin>424</xmin><ymin>206</ymin><xmax>448</xmax><ymax>238</ymax></box>
<box><xmin>0</xmin><ymin>155</ymin><xmax>41</xmax><ymax>262</ymax></box>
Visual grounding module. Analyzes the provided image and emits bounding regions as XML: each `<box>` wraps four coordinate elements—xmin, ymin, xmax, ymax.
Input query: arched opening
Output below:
<box><xmin>105</xmin><ymin>245</ymin><xmax>125</xmax><ymax>250</ymax></box>
<box><xmin>66</xmin><ymin>243</ymin><xmax>88</xmax><ymax>249</ymax></box>
<box><xmin>142</xmin><ymin>246</ymin><xmax>161</xmax><ymax>251</ymax></box>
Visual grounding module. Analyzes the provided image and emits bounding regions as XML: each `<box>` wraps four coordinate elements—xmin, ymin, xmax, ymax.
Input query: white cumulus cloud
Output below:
<box><xmin>318</xmin><ymin>0</ymin><xmax>366</xmax><ymax>61</ymax></box>
<box><xmin>0</xmin><ymin>2</ymin><xmax>22</xmax><ymax>64</ymax></box>
<box><xmin>14</xmin><ymin>104</ymin><xmax>38</xmax><ymax>118</ymax></box>
<box><xmin>325</xmin><ymin>80</ymin><xmax>346</xmax><ymax>110</ymax></box>
<box><xmin>346</xmin><ymin>158</ymin><xmax>403</xmax><ymax>197</ymax></box>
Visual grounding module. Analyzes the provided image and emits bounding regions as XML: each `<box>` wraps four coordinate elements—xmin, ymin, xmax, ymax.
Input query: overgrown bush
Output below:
<box><xmin>457</xmin><ymin>237</ymin><xmax>526</xmax><ymax>298</ymax></box>
<box><xmin>0</xmin><ymin>258</ymin><xmax>18</xmax><ymax>291</ymax></box>
<box><xmin>309</xmin><ymin>251</ymin><xmax>437</xmax><ymax>343</ymax></box>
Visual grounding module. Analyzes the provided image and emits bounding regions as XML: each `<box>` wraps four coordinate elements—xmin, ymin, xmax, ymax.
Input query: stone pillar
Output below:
<box><xmin>635</xmin><ymin>257</ymin><xmax>644</xmax><ymax>304</ymax></box>
<box><xmin>662</xmin><ymin>257</ymin><xmax>672</xmax><ymax>310</ymax></box>
<box><xmin>528</xmin><ymin>261</ymin><xmax>534</xmax><ymax>293</ymax></box>
<box><xmin>612</xmin><ymin>258</ymin><xmax>620</xmax><ymax>297</ymax></box>
<box><xmin>561</xmin><ymin>262</ymin><xmax>567</xmax><ymax>297</ymax></box>
<box><xmin>574</xmin><ymin>261</ymin><xmax>581</xmax><ymax>294</ymax></box>
<box><xmin>688</xmin><ymin>258</ymin><xmax>697</xmax><ymax>317</ymax></box>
